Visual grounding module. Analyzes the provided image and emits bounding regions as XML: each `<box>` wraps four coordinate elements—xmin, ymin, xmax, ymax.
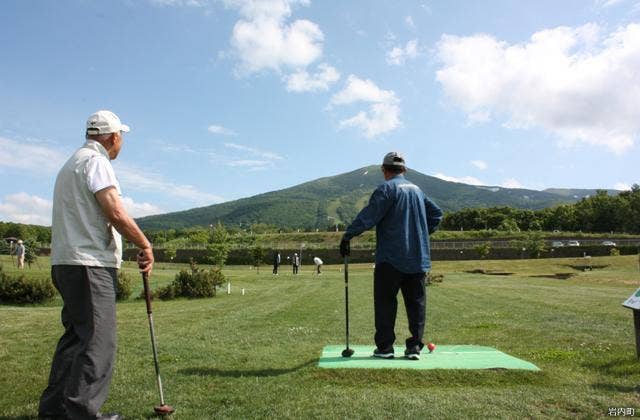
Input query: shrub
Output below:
<box><xmin>474</xmin><ymin>242</ymin><xmax>491</xmax><ymax>259</ymax></box>
<box><xmin>23</xmin><ymin>240</ymin><xmax>38</xmax><ymax>267</ymax></box>
<box><xmin>610</xmin><ymin>247</ymin><xmax>621</xmax><ymax>256</ymax></box>
<box><xmin>0</xmin><ymin>265</ymin><xmax>56</xmax><ymax>304</ymax></box>
<box><xmin>116</xmin><ymin>270</ymin><xmax>133</xmax><ymax>301</ymax></box>
<box><xmin>156</xmin><ymin>263</ymin><xmax>226</xmax><ymax>300</ymax></box>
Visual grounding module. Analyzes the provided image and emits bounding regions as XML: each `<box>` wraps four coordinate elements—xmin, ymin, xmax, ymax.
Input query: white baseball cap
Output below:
<box><xmin>86</xmin><ymin>110</ymin><xmax>130</xmax><ymax>135</ymax></box>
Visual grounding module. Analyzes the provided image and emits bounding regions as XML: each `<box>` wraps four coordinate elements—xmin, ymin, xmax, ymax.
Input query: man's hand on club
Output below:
<box><xmin>340</xmin><ymin>239</ymin><xmax>350</xmax><ymax>257</ymax></box>
<box><xmin>137</xmin><ymin>247</ymin><xmax>154</xmax><ymax>273</ymax></box>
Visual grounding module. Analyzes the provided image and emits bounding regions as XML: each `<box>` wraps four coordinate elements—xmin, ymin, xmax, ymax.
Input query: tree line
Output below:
<box><xmin>441</xmin><ymin>186</ymin><xmax>640</xmax><ymax>233</ymax></box>
<box><xmin>1</xmin><ymin>186</ymin><xmax>639</xmax><ymax>245</ymax></box>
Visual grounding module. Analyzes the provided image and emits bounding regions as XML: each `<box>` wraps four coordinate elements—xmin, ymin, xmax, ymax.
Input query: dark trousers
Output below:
<box><xmin>273</xmin><ymin>264</ymin><xmax>279</xmax><ymax>274</ymax></box>
<box><xmin>39</xmin><ymin>265</ymin><xmax>118</xmax><ymax>419</ymax></box>
<box><xmin>293</xmin><ymin>264</ymin><xmax>299</xmax><ymax>274</ymax></box>
<box><xmin>374</xmin><ymin>262</ymin><xmax>426</xmax><ymax>351</ymax></box>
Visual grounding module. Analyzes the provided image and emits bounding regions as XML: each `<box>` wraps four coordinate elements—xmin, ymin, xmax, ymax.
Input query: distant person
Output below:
<box><xmin>313</xmin><ymin>256</ymin><xmax>323</xmax><ymax>275</ymax></box>
<box><xmin>15</xmin><ymin>239</ymin><xmax>25</xmax><ymax>269</ymax></box>
<box><xmin>292</xmin><ymin>253</ymin><xmax>300</xmax><ymax>274</ymax></box>
<box><xmin>339</xmin><ymin>152</ymin><xmax>443</xmax><ymax>361</ymax></box>
<box><xmin>272</xmin><ymin>251</ymin><xmax>281</xmax><ymax>275</ymax></box>
<box><xmin>39</xmin><ymin>110</ymin><xmax>154</xmax><ymax>420</ymax></box>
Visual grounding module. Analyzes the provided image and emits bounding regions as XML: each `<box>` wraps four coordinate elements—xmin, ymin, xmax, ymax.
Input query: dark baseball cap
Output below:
<box><xmin>382</xmin><ymin>151</ymin><xmax>405</xmax><ymax>167</ymax></box>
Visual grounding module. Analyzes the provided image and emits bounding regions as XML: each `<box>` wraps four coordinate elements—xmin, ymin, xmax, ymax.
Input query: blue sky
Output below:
<box><xmin>1</xmin><ymin>0</ymin><xmax>639</xmax><ymax>225</ymax></box>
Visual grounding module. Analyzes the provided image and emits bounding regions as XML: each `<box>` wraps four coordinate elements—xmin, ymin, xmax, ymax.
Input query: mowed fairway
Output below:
<box><xmin>1</xmin><ymin>254</ymin><xmax>639</xmax><ymax>418</ymax></box>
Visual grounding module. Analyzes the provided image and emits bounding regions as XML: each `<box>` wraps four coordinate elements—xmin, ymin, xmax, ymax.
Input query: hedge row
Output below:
<box><xmin>123</xmin><ymin>245</ymin><xmax>639</xmax><ymax>265</ymax></box>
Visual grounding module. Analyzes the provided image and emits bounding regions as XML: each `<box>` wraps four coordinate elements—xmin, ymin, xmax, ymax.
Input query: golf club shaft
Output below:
<box><xmin>344</xmin><ymin>256</ymin><xmax>350</xmax><ymax>349</ymax></box>
<box><xmin>142</xmin><ymin>272</ymin><xmax>166</xmax><ymax>406</ymax></box>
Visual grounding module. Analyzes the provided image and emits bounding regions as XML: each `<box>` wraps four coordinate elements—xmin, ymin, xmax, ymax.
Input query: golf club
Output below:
<box><xmin>341</xmin><ymin>256</ymin><xmax>354</xmax><ymax>358</ymax></box>
<box><xmin>141</xmin><ymin>272</ymin><xmax>175</xmax><ymax>416</ymax></box>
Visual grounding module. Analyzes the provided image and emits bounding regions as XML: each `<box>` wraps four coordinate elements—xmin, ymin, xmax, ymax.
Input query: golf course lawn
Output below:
<box><xmin>1</xmin><ymin>254</ymin><xmax>639</xmax><ymax>418</ymax></box>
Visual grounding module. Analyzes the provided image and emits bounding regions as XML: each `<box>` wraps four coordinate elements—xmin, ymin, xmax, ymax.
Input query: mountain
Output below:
<box><xmin>137</xmin><ymin>165</ymin><xmax>595</xmax><ymax>231</ymax></box>
<box><xmin>542</xmin><ymin>188</ymin><xmax>618</xmax><ymax>199</ymax></box>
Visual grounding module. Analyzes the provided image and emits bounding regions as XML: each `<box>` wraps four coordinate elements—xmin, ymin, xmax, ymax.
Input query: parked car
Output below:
<box><xmin>567</xmin><ymin>240</ymin><xmax>580</xmax><ymax>247</ymax></box>
<box><xmin>601</xmin><ymin>240</ymin><xmax>617</xmax><ymax>246</ymax></box>
<box><xmin>551</xmin><ymin>241</ymin><xmax>564</xmax><ymax>247</ymax></box>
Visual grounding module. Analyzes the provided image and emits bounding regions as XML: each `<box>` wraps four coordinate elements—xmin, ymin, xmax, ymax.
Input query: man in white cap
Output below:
<box><xmin>340</xmin><ymin>152</ymin><xmax>442</xmax><ymax>361</ymax></box>
<box><xmin>39</xmin><ymin>110</ymin><xmax>154</xmax><ymax>420</ymax></box>
<box><xmin>313</xmin><ymin>256</ymin><xmax>323</xmax><ymax>275</ymax></box>
<box><xmin>15</xmin><ymin>239</ymin><xmax>25</xmax><ymax>269</ymax></box>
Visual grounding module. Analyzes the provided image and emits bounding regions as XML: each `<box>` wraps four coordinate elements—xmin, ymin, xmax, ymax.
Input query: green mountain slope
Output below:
<box><xmin>542</xmin><ymin>188</ymin><xmax>618</xmax><ymax>198</ymax></box>
<box><xmin>137</xmin><ymin>165</ymin><xmax>584</xmax><ymax>230</ymax></box>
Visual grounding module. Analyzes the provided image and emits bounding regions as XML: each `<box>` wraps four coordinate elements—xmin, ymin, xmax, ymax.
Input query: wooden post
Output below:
<box><xmin>634</xmin><ymin>310</ymin><xmax>640</xmax><ymax>359</ymax></box>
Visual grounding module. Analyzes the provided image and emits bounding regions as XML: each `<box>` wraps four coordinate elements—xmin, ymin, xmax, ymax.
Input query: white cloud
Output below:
<box><xmin>226</xmin><ymin>0</ymin><xmax>323</xmax><ymax>74</ymax></box>
<box><xmin>227</xmin><ymin>159</ymin><xmax>270</xmax><ymax>169</ymax></box>
<box><xmin>223</xmin><ymin>142</ymin><xmax>284</xmax><ymax>160</ymax></box>
<box><xmin>405</xmin><ymin>16</ymin><xmax>416</xmax><ymax>29</ymax></box>
<box><xmin>150</xmin><ymin>0</ymin><xmax>207</xmax><ymax>6</ymax></box>
<box><xmin>121</xmin><ymin>197</ymin><xmax>163</xmax><ymax>218</ymax></box>
<box><xmin>502</xmin><ymin>178</ymin><xmax>523</xmax><ymax>189</ymax></box>
<box><xmin>0</xmin><ymin>137</ymin><xmax>66</xmax><ymax>174</ymax></box>
<box><xmin>331</xmin><ymin>75</ymin><xmax>402</xmax><ymax>138</ymax></box>
<box><xmin>470</xmin><ymin>160</ymin><xmax>488</xmax><ymax>170</ymax></box>
<box><xmin>0</xmin><ymin>193</ymin><xmax>52</xmax><ymax>225</ymax></box>
<box><xmin>338</xmin><ymin>102</ymin><xmax>402</xmax><ymax>139</ymax></box>
<box><xmin>208</xmin><ymin>125</ymin><xmax>237</xmax><ymax>136</ymax></box>
<box><xmin>614</xmin><ymin>182</ymin><xmax>631</xmax><ymax>190</ymax></box>
<box><xmin>0</xmin><ymin>192</ymin><xmax>163</xmax><ymax>224</ymax></box>
<box><xmin>331</xmin><ymin>75</ymin><xmax>397</xmax><ymax>105</ymax></box>
<box><xmin>599</xmin><ymin>0</ymin><xmax>625</xmax><ymax>7</ymax></box>
<box><xmin>331</xmin><ymin>74</ymin><xmax>397</xmax><ymax>105</ymax></box>
<box><xmin>386</xmin><ymin>39</ymin><xmax>419</xmax><ymax>66</ymax></box>
<box><xmin>114</xmin><ymin>164</ymin><xmax>225</xmax><ymax>205</ymax></box>
<box><xmin>433</xmin><ymin>173</ymin><xmax>485</xmax><ymax>186</ymax></box>
<box><xmin>436</xmin><ymin>23</ymin><xmax>640</xmax><ymax>154</ymax></box>
<box><xmin>284</xmin><ymin>63</ymin><xmax>340</xmax><ymax>92</ymax></box>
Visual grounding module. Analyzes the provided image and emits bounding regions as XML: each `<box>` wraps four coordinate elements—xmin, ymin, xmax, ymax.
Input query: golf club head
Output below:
<box><xmin>154</xmin><ymin>404</ymin><xmax>175</xmax><ymax>416</ymax></box>
<box><xmin>341</xmin><ymin>348</ymin><xmax>354</xmax><ymax>358</ymax></box>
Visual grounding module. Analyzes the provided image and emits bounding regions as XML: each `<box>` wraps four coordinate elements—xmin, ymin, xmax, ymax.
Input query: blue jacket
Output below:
<box><xmin>343</xmin><ymin>174</ymin><xmax>443</xmax><ymax>273</ymax></box>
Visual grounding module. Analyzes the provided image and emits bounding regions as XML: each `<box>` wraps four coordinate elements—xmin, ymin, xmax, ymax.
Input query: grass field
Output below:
<box><xmin>1</xmin><ymin>254</ymin><xmax>640</xmax><ymax>418</ymax></box>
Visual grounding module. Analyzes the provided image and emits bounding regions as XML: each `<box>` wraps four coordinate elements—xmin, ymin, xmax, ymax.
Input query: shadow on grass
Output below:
<box><xmin>178</xmin><ymin>359</ymin><xmax>315</xmax><ymax>378</ymax></box>
<box><xmin>311</xmin><ymin>367</ymin><xmax>550</xmax><ymax>389</ymax></box>
<box><xmin>582</xmin><ymin>356</ymin><xmax>640</xmax><ymax>377</ymax></box>
<box><xmin>591</xmin><ymin>382</ymin><xmax>640</xmax><ymax>393</ymax></box>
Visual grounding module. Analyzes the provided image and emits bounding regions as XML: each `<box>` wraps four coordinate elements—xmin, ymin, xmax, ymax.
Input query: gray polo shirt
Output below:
<box><xmin>51</xmin><ymin>140</ymin><xmax>122</xmax><ymax>268</ymax></box>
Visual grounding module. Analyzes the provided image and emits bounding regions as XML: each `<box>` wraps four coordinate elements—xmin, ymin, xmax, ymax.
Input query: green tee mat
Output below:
<box><xmin>318</xmin><ymin>345</ymin><xmax>540</xmax><ymax>371</ymax></box>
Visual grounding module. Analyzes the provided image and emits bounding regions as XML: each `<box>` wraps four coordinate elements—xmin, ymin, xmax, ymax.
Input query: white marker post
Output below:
<box><xmin>227</xmin><ymin>281</ymin><xmax>231</xmax><ymax>295</ymax></box>
<box><xmin>623</xmin><ymin>287</ymin><xmax>640</xmax><ymax>358</ymax></box>
<box><xmin>242</xmin><ymin>288</ymin><xmax>245</xmax><ymax>296</ymax></box>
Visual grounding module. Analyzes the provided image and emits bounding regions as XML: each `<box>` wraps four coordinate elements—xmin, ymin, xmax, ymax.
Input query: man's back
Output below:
<box><xmin>51</xmin><ymin>141</ymin><xmax>122</xmax><ymax>268</ymax></box>
<box><xmin>375</xmin><ymin>175</ymin><xmax>431</xmax><ymax>273</ymax></box>
<box><xmin>344</xmin><ymin>174</ymin><xmax>442</xmax><ymax>273</ymax></box>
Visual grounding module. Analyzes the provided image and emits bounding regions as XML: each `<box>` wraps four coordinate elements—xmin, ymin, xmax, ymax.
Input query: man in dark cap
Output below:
<box><xmin>340</xmin><ymin>152</ymin><xmax>442</xmax><ymax>360</ymax></box>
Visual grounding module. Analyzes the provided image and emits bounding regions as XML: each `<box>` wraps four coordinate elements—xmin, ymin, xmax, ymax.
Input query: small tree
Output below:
<box><xmin>164</xmin><ymin>245</ymin><xmax>177</xmax><ymax>262</ymax></box>
<box><xmin>23</xmin><ymin>240</ymin><xmax>38</xmax><ymax>268</ymax></box>
<box><xmin>116</xmin><ymin>270</ymin><xmax>132</xmax><ymax>301</ymax></box>
<box><xmin>474</xmin><ymin>242</ymin><xmax>492</xmax><ymax>259</ymax></box>
<box><xmin>252</xmin><ymin>245</ymin><xmax>266</xmax><ymax>274</ymax></box>
<box><xmin>207</xmin><ymin>222</ymin><xmax>230</xmax><ymax>267</ymax></box>
<box><xmin>523</xmin><ymin>232</ymin><xmax>547</xmax><ymax>258</ymax></box>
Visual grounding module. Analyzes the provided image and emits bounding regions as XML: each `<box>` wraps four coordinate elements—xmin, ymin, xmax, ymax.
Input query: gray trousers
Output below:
<box><xmin>39</xmin><ymin>265</ymin><xmax>118</xmax><ymax>419</ymax></box>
